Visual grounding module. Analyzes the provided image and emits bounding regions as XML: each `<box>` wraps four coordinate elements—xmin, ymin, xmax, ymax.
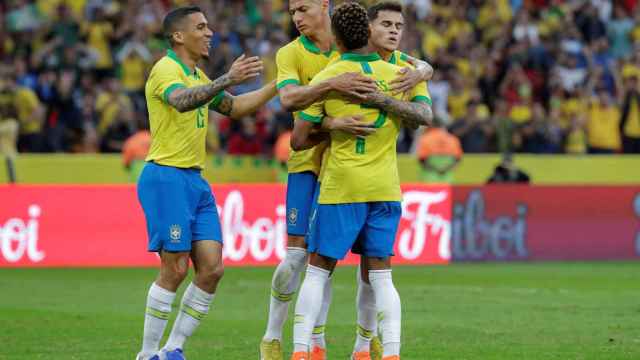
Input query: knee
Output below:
<box><xmin>170</xmin><ymin>261</ymin><xmax>189</xmax><ymax>283</ymax></box>
<box><xmin>198</xmin><ymin>262</ymin><xmax>225</xmax><ymax>286</ymax></box>
<box><xmin>158</xmin><ymin>258</ymin><xmax>189</xmax><ymax>290</ymax></box>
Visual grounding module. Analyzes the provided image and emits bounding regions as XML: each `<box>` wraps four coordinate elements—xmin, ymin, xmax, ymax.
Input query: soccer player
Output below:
<box><xmin>136</xmin><ymin>6</ymin><xmax>277</xmax><ymax>360</ymax></box>
<box><xmin>261</xmin><ymin>2</ymin><xmax>379</xmax><ymax>360</ymax></box>
<box><xmin>289</xmin><ymin>2</ymin><xmax>433</xmax><ymax>360</ymax></box>
<box><xmin>350</xmin><ymin>2</ymin><xmax>435</xmax><ymax>359</ymax></box>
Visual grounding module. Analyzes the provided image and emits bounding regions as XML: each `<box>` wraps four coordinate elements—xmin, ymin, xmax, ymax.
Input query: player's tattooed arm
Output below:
<box><xmin>389</xmin><ymin>55</ymin><xmax>434</xmax><ymax>95</ymax></box>
<box><xmin>366</xmin><ymin>92</ymin><xmax>433</xmax><ymax>129</ymax></box>
<box><xmin>168</xmin><ymin>75</ymin><xmax>232</xmax><ymax>113</ymax></box>
<box><xmin>168</xmin><ymin>54</ymin><xmax>263</xmax><ymax>113</ymax></box>
<box><xmin>405</xmin><ymin>54</ymin><xmax>434</xmax><ymax>81</ymax></box>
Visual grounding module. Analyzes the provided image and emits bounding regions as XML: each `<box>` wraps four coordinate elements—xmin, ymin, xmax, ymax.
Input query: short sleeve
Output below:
<box><xmin>149</xmin><ymin>62</ymin><xmax>187</xmax><ymax>103</ymax></box>
<box><xmin>276</xmin><ymin>45</ymin><xmax>301</xmax><ymax>90</ymax></box>
<box><xmin>298</xmin><ymin>69</ymin><xmax>331</xmax><ymax>123</ymax></box>
<box><xmin>208</xmin><ymin>91</ymin><xmax>227</xmax><ymax>112</ymax></box>
<box><xmin>409</xmin><ymin>81</ymin><xmax>432</xmax><ymax>106</ymax></box>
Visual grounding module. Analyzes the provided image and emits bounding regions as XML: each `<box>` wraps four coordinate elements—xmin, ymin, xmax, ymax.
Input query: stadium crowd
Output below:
<box><xmin>1</xmin><ymin>0</ymin><xmax>640</xmax><ymax>157</ymax></box>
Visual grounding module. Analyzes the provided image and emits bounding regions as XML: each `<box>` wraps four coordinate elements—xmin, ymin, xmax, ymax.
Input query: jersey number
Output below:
<box><xmin>355</xmin><ymin>107</ymin><xmax>387</xmax><ymax>154</ymax></box>
<box><xmin>196</xmin><ymin>107</ymin><xmax>205</xmax><ymax>128</ymax></box>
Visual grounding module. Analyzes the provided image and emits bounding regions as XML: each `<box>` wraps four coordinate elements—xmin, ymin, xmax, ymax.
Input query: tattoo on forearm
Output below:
<box><xmin>217</xmin><ymin>94</ymin><xmax>234</xmax><ymax>116</ymax></box>
<box><xmin>169</xmin><ymin>74</ymin><xmax>232</xmax><ymax>112</ymax></box>
<box><xmin>369</xmin><ymin>94</ymin><xmax>433</xmax><ymax>128</ymax></box>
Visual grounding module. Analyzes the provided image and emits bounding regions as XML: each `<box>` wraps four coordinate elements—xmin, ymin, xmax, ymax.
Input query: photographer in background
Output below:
<box><xmin>487</xmin><ymin>152</ymin><xmax>530</xmax><ymax>184</ymax></box>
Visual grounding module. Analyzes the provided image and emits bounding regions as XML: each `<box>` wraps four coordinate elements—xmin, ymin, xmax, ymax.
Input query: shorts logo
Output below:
<box><xmin>169</xmin><ymin>225</ymin><xmax>182</xmax><ymax>242</ymax></box>
<box><xmin>288</xmin><ymin>208</ymin><xmax>298</xmax><ymax>225</ymax></box>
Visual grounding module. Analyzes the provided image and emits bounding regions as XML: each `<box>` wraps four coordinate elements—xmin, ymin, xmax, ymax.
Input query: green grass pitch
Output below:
<box><xmin>0</xmin><ymin>262</ymin><xmax>638</xmax><ymax>359</ymax></box>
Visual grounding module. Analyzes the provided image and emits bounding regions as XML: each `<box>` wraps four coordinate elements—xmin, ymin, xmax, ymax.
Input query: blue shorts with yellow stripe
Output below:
<box><xmin>137</xmin><ymin>162</ymin><xmax>223</xmax><ymax>252</ymax></box>
<box><xmin>307</xmin><ymin>201</ymin><xmax>401</xmax><ymax>260</ymax></box>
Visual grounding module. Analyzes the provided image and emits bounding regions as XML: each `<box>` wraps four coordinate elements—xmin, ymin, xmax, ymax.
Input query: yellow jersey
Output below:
<box><xmin>300</xmin><ymin>52</ymin><xmax>431</xmax><ymax>204</ymax></box>
<box><xmin>276</xmin><ymin>35</ymin><xmax>339</xmax><ymax>175</ymax></box>
<box><xmin>145</xmin><ymin>49</ymin><xmax>226</xmax><ymax>169</ymax></box>
<box><xmin>587</xmin><ymin>101</ymin><xmax>621</xmax><ymax>150</ymax></box>
<box><xmin>14</xmin><ymin>87</ymin><xmax>41</xmax><ymax>134</ymax></box>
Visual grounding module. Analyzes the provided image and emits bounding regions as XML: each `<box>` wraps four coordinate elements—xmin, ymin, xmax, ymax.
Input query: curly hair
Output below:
<box><xmin>331</xmin><ymin>2</ymin><xmax>370</xmax><ymax>51</ymax></box>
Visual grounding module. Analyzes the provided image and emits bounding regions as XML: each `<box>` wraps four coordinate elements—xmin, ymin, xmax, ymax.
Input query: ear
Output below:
<box><xmin>172</xmin><ymin>31</ymin><xmax>185</xmax><ymax>45</ymax></box>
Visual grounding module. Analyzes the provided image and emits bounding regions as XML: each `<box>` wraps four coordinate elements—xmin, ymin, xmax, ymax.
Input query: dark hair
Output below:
<box><xmin>163</xmin><ymin>6</ymin><xmax>202</xmax><ymax>46</ymax></box>
<box><xmin>331</xmin><ymin>2</ymin><xmax>369</xmax><ymax>51</ymax></box>
<box><xmin>368</xmin><ymin>1</ymin><xmax>403</xmax><ymax>22</ymax></box>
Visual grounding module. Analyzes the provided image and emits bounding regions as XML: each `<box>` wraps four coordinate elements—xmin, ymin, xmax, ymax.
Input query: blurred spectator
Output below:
<box><xmin>0</xmin><ymin>66</ymin><xmax>18</xmax><ymax>182</ymax></box>
<box><xmin>450</xmin><ymin>100</ymin><xmax>494</xmax><ymax>153</ymax></box>
<box><xmin>620</xmin><ymin>75</ymin><xmax>640</xmax><ymax>153</ymax></box>
<box><xmin>1</xmin><ymin>0</ymin><xmax>639</xmax><ymax>157</ymax></box>
<box><xmin>607</xmin><ymin>6</ymin><xmax>634</xmax><ymax>59</ymax></box>
<box><xmin>416</xmin><ymin>124</ymin><xmax>463</xmax><ymax>183</ymax></box>
<box><xmin>520</xmin><ymin>103</ymin><xmax>563</xmax><ymax>153</ymax></box>
<box><xmin>227</xmin><ymin>117</ymin><xmax>263</xmax><ymax>155</ymax></box>
<box><xmin>487</xmin><ymin>153</ymin><xmax>530</xmax><ymax>184</ymax></box>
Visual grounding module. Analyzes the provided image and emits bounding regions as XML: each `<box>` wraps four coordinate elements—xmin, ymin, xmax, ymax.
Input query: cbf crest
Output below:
<box><xmin>288</xmin><ymin>208</ymin><xmax>298</xmax><ymax>225</ymax></box>
<box><xmin>169</xmin><ymin>224</ymin><xmax>182</xmax><ymax>242</ymax></box>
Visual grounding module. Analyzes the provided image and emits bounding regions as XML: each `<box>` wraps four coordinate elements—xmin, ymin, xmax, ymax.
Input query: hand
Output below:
<box><xmin>227</xmin><ymin>54</ymin><xmax>263</xmax><ymax>85</ymax></box>
<box><xmin>326</xmin><ymin>115</ymin><xmax>376</xmax><ymax>137</ymax></box>
<box><xmin>389</xmin><ymin>67</ymin><xmax>425</xmax><ymax>95</ymax></box>
<box><xmin>329</xmin><ymin>72</ymin><xmax>378</xmax><ymax>100</ymax></box>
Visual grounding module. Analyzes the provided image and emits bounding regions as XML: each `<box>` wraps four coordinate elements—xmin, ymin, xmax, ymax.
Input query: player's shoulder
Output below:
<box><xmin>311</xmin><ymin>59</ymin><xmax>346</xmax><ymax>82</ymax></box>
<box><xmin>276</xmin><ymin>37</ymin><xmax>301</xmax><ymax>58</ymax></box>
<box><xmin>149</xmin><ymin>55</ymin><xmax>182</xmax><ymax>77</ymax></box>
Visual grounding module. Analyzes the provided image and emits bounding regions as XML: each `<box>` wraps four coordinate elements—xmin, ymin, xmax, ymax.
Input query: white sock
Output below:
<box><xmin>264</xmin><ymin>247</ymin><xmax>308</xmax><ymax>341</ymax></box>
<box><xmin>369</xmin><ymin>270</ymin><xmax>401</xmax><ymax>357</ymax></box>
<box><xmin>311</xmin><ymin>278</ymin><xmax>332</xmax><ymax>349</ymax></box>
<box><xmin>164</xmin><ymin>283</ymin><xmax>214</xmax><ymax>351</ymax></box>
<box><xmin>139</xmin><ymin>283</ymin><xmax>176</xmax><ymax>359</ymax></box>
<box><xmin>293</xmin><ymin>265</ymin><xmax>330</xmax><ymax>353</ymax></box>
<box><xmin>354</xmin><ymin>267</ymin><xmax>377</xmax><ymax>353</ymax></box>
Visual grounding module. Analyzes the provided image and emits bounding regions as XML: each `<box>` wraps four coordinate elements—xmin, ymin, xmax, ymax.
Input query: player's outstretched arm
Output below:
<box><xmin>227</xmin><ymin>80</ymin><xmax>278</xmax><ymax>119</ymax></box>
<box><xmin>279</xmin><ymin>72</ymin><xmax>378</xmax><ymax>112</ymax></box>
<box><xmin>167</xmin><ymin>55</ymin><xmax>263</xmax><ymax>113</ymax></box>
<box><xmin>366</xmin><ymin>92</ymin><xmax>433</xmax><ymax>129</ymax></box>
<box><xmin>290</xmin><ymin>117</ymin><xmax>329</xmax><ymax>151</ymax></box>
<box><xmin>389</xmin><ymin>55</ymin><xmax>434</xmax><ymax>95</ymax></box>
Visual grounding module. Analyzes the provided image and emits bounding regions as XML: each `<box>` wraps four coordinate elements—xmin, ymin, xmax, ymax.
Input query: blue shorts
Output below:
<box><xmin>137</xmin><ymin>162</ymin><xmax>223</xmax><ymax>252</ymax></box>
<box><xmin>307</xmin><ymin>201</ymin><xmax>402</xmax><ymax>260</ymax></box>
<box><xmin>286</xmin><ymin>171</ymin><xmax>319</xmax><ymax>236</ymax></box>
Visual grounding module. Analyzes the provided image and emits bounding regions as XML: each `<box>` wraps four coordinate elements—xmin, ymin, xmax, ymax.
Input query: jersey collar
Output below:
<box><xmin>167</xmin><ymin>49</ymin><xmax>199</xmax><ymax>78</ymax></box>
<box><xmin>340</xmin><ymin>52</ymin><xmax>382</xmax><ymax>62</ymax></box>
<box><xmin>389</xmin><ymin>51</ymin><xmax>398</xmax><ymax>65</ymax></box>
<box><xmin>299</xmin><ymin>35</ymin><xmax>335</xmax><ymax>57</ymax></box>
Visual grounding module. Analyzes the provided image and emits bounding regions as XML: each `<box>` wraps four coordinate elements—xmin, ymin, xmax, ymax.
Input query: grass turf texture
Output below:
<box><xmin>0</xmin><ymin>263</ymin><xmax>638</xmax><ymax>359</ymax></box>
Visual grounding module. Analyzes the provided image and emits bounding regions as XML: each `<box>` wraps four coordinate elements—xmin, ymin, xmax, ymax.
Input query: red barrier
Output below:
<box><xmin>451</xmin><ymin>186</ymin><xmax>640</xmax><ymax>261</ymax></box>
<box><xmin>0</xmin><ymin>185</ymin><xmax>451</xmax><ymax>267</ymax></box>
<box><xmin>2</xmin><ymin>185</ymin><xmax>637</xmax><ymax>267</ymax></box>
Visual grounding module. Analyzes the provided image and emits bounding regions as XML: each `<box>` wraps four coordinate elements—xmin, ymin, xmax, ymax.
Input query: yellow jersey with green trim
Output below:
<box><xmin>327</xmin><ymin>50</ymin><xmax>412</xmax><ymax>68</ymax></box>
<box><xmin>300</xmin><ymin>52</ymin><xmax>431</xmax><ymax>204</ymax></box>
<box><xmin>145</xmin><ymin>49</ymin><xmax>226</xmax><ymax>169</ymax></box>
<box><xmin>276</xmin><ymin>35</ymin><xmax>340</xmax><ymax>175</ymax></box>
